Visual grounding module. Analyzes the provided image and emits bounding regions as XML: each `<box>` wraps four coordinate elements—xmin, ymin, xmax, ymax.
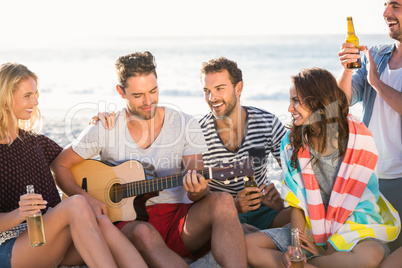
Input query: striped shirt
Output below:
<box><xmin>199</xmin><ymin>106</ymin><xmax>286</xmax><ymax>197</ymax></box>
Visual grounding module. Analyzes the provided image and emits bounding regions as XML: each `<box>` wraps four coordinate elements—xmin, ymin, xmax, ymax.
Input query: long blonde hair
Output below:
<box><xmin>0</xmin><ymin>62</ymin><xmax>41</xmax><ymax>142</ymax></box>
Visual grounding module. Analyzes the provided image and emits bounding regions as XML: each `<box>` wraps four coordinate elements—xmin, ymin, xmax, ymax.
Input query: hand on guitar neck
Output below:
<box><xmin>183</xmin><ymin>170</ymin><xmax>212</xmax><ymax>202</ymax></box>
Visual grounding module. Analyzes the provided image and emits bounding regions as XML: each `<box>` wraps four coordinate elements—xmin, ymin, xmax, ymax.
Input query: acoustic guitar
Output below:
<box><xmin>70</xmin><ymin>158</ymin><xmax>254</xmax><ymax>222</ymax></box>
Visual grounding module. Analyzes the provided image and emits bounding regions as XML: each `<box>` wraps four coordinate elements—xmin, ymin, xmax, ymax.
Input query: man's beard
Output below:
<box><xmin>212</xmin><ymin>98</ymin><xmax>237</xmax><ymax>120</ymax></box>
<box><xmin>127</xmin><ymin>105</ymin><xmax>157</xmax><ymax>120</ymax></box>
<box><xmin>386</xmin><ymin>18</ymin><xmax>402</xmax><ymax>41</ymax></box>
<box><xmin>211</xmin><ymin>91</ymin><xmax>238</xmax><ymax>119</ymax></box>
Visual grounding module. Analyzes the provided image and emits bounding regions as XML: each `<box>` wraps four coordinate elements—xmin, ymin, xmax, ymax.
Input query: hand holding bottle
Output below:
<box><xmin>280</xmin><ymin>228</ymin><xmax>307</xmax><ymax>268</ymax></box>
<box><xmin>236</xmin><ymin>179</ymin><xmax>263</xmax><ymax>213</ymax></box>
<box><xmin>338</xmin><ymin>17</ymin><xmax>363</xmax><ymax>70</ymax></box>
<box><xmin>282</xmin><ymin>246</ymin><xmax>307</xmax><ymax>268</ymax></box>
<box><xmin>338</xmin><ymin>42</ymin><xmax>362</xmax><ymax>71</ymax></box>
<box><xmin>298</xmin><ymin>229</ymin><xmax>325</xmax><ymax>257</ymax></box>
<box><xmin>25</xmin><ymin>185</ymin><xmax>46</xmax><ymax>247</ymax></box>
<box><xmin>18</xmin><ymin>192</ymin><xmax>47</xmax><ymax>221</ymax></box>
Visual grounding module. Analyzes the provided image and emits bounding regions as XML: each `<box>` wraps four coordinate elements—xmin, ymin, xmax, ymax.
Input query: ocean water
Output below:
<box><xmin>1</xmin><ymin>34</ymin><xmax>391</xmax><ymax>146</ymax></box>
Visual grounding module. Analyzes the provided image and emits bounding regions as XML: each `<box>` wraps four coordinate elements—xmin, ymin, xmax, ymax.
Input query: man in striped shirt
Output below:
<box><xmin>199</xmin><ymin>58</ymin><xmax>290</xmax><ymax>231</ymax></box>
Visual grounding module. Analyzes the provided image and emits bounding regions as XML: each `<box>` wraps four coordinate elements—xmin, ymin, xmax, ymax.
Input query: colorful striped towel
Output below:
<box><xmin>281</xmin><ymin>115</ymin><xmax>400</xmax><ymax>251</ymax></box>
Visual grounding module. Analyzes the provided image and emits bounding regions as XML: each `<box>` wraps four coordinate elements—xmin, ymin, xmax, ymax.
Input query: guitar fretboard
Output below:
<box><xmin>123</xmin><ymin>168</ymin><xmax>210</xmax><ymax>197</ymax></box>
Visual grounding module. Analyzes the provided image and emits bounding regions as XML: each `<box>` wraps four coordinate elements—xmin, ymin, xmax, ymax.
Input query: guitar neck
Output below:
<box><xmin>124</xmin><ymin>168</ymin><xmax>210</xmax><ymax>198</ymax></box>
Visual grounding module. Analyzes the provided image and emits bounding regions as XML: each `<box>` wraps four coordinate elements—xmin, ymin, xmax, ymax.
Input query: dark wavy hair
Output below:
<box><xmin>115</xmin><ymin>51</ymin><xmax>157</xmax><ymax>92</ymax></box>
<box><xmin>200</xmin><ymin>57</ymin><xmax>242</xmax><ymax>86</ymax></box>
<box><xmin>288</xmin><ymin>67</ymin><xmax>349</xmax><ymax>170</ymax></box>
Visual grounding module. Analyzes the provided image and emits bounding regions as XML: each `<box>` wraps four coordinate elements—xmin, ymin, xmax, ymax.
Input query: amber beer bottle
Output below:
<box><xmin>345</xmin><ymin>16</ymin><xmax>362</xmax><ymax>69</ymax></box>
<box><xmin>26</xmin><ymin>185</ymin><xmax>46</xmax><ymax>247</ymax></box>
<box><xmin>244</xmin><ymin>176</ymin><xmax>260</xmax><ymax>206</ymax></box>
<box><xmin>244</xmin><ymin>176</ymin><xmax>257</xmax><ymax>189</ymax></box>
<box><xmin>290</xmin><ymin>228</ymin><xmax>304</xmax><ymax>268</ymax></box>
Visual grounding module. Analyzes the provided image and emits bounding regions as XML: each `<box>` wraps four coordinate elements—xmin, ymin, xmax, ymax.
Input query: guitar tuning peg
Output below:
<box><xmin>243</xmin><ymin>176</ymin><xmax>249</xmax><ymax>182</ymax></box>
<box><xmin>224</xmin><ymin>179</ymin><xmax>230</xmax><ymax>185</ymax></box>
<box><xmin>234</xmin><ymin>177</ymin><xmax>238</xmax><ymax>182</ymax></box>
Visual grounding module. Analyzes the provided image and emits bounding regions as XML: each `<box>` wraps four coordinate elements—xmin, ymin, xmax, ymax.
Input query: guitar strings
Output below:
<box><xmin>70</xmin><ymin>161</ymin><xmax>251</xmax><ymax>199</ymax></box>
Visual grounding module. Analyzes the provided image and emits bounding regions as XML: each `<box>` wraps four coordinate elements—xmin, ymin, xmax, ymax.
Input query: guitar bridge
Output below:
<box><xmin>81</xmin><ymin>177</ymin><xmax>88</xmax><ymax>192</ymax></box>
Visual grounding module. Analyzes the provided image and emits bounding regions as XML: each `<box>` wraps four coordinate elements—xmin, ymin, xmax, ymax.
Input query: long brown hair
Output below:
<box><xmin>288</xmin><ymin>67</ymin><xmax>349</xmax><ymax>170</ymax></box>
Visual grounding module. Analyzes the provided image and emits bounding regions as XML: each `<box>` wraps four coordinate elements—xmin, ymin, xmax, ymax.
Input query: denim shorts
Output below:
<box><xmin>261</xmin><ymin>223</ymin><xmax>291</xmax><ymax>253</ymax></box>
<box><xmin>0</xmin><ymin>238</ymin><xmax>16</xmax><ymax>268</ymax></box>
<box><xmin>262</xmin><ymin>224</ymin><xmax>314</xmax><ymax>258</ymax></box>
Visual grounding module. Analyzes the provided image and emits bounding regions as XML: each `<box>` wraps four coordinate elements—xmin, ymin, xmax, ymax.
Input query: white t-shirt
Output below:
<box><xmin>72</xmin><ymin>107</ymin><xmax>208</xmax><ymax>204</ymax></box>
<box><xmin>369</xmin><ymin>64</ymin><xmax>402</xmax><ymax>179</ymax></box>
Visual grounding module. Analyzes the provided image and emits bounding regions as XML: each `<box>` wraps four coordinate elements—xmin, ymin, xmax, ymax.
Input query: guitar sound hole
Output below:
<box><xmin>110</xmin><ymin>183</ymin><xmax>124</xmax><ymax>203</ymax></box>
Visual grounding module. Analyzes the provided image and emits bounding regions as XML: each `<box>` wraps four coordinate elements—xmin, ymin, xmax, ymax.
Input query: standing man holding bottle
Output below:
<box><xmin>337</xmin><ymin>0</ymin><xmax>402</xmax><ymax>252</ymax></box>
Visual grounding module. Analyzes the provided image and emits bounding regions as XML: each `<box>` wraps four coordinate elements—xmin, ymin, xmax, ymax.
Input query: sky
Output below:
<box><xmin>0</xmin><ymin>0</ymin><xmax>388</xmax><ymax>48</ymax></box>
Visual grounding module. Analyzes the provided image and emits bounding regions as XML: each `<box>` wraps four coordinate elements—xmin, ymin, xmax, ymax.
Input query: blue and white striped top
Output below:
<box><xmin>199</xmin><ymin>106</ymin><xmax>286</xmax><ymax>197</ymax></box>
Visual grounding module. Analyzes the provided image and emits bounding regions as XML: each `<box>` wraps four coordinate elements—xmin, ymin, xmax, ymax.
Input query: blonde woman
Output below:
<box><xmin>0</xmin><ymin>62</ymin><xmax>147</xmax><ymax>268</ymax></box>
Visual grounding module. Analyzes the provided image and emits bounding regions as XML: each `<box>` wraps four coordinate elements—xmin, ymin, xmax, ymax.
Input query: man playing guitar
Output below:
<box><xmin>51</xmin><ymin>51</ymin><xmax>247</xmax><ymax>268</ymax></box>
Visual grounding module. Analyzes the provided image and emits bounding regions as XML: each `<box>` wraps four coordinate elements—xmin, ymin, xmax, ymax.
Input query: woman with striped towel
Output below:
<box><xmin>245</xmin><ymin>67</ymin><xmax>400</xmax><ymax>268</ymax></box>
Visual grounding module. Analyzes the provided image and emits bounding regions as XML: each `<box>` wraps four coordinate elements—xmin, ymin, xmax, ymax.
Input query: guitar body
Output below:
<box><xmin>71</xmin><ymin>159</ymin><xmax>152</xmax><ymax>222</ymax></box>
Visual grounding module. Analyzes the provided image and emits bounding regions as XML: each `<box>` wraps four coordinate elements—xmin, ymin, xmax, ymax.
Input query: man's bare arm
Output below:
<box><xmin>50</xmin><ymin>146</ymin><xmax>108</xmax><ymax>215</ymax></box>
